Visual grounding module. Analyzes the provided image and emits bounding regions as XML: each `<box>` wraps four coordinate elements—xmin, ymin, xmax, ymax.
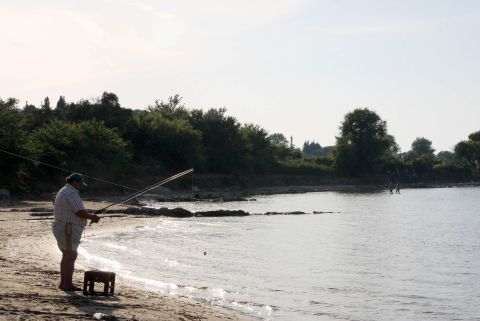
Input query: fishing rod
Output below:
<box><xmin>95</xmin><ymin>168</ymin><xmax>194</xmax><ymax>215</ymax></box>
<box><xmin>0</xmin><ymin>148</ymin><xmax>137</xmax><ymax>191</ymax></box>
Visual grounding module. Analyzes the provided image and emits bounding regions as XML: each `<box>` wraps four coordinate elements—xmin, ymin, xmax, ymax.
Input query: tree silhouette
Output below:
<box><xmin>333</xmin><ymin>108</ymin><xmax>396</xmax><ymax>176</ymax></box>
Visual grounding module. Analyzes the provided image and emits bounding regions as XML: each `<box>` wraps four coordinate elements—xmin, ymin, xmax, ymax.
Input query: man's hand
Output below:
<box><xmin>75</xmin><ymin>210</ymin><xmax>101</xmax><ymax>224</ymax></box>
<box><xmin>90</xmin><ymin>214</ymin><xmax>100</xmax><ymax>224</ymax></box>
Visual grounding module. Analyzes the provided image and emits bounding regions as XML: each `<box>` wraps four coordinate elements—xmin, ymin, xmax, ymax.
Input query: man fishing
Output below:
<box><xmin>52</xmin><ymin>173</ymin><xmax>100</xmax><ymax>291</ymax></box>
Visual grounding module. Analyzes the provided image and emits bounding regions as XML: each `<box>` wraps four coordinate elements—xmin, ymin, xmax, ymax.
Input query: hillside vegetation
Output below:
<box><xmin>0</xmin><ymin>93</ymin><xmax>478</xmax><ymax>193</ymax></box>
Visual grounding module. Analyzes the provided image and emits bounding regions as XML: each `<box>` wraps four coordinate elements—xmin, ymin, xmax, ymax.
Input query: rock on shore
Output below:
<box><xmin>124</xmin><ymin>207</ymin><xmax>249</xmax><ymax>217</ymax></box>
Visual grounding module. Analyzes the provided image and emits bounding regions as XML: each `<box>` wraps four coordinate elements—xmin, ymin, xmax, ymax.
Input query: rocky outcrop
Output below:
<box><xmin>123</xmin><ymin>207</ymin><xmax>249</xmax><ymax>217</ymax></box>
<box><xmin>124</xmin><ymin>207</ymin><xmax>193</xmax><ymax>217</ymax></box>
<box><xmin>194</xmin><ymin>210</ymin><xmax>249</xmax><ymax>217</ymax></box>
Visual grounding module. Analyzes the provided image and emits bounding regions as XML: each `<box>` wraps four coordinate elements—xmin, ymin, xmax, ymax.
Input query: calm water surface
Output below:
<box><xmin>78</xmin><ymin>187</ymin><xmax>480</xmax><ymax>320</ymax></box>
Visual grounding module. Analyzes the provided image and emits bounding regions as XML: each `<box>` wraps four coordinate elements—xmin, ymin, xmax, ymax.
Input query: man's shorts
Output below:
<box><xmin>52</xmin><ymin>221</ymin><xmax>83</xmax><ymax>252</ymax></box>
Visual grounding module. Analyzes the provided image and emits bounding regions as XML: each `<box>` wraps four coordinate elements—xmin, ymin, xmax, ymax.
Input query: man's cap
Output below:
<box><xmin>68</xmin><ymin>173</ymin><xmax>87</xmax><ymax>187</ymax></box>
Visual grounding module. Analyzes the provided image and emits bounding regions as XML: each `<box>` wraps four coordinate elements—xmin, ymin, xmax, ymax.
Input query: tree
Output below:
<box><xmin>455</xmin><ymin>131</ymin><xmax>480</xmax><ymax>179</ymax></box>
<box><xmin>42</xmin><ymin>97</ymin><xmax>51</xmax><ymax>110</ymax></box>
<box><xmin>0</xmin><ymin>98</ymin><xmax>29</xmax><ymax>188</ymax></box>
<box><xmin>437</xmin><ymin>151</ymin><xmax>454</xmax><ymax>162</ymax></box>
<box><xmin>57</xmin><ymin>92</ymin><xmax>134</xmax><ymax>136</ymax></box>
<box><xmin>404</xmin><ymin>137</ymin><xmax>436</xmax><ymax>176</ymax></box>
<box><xmin>40</xmin><ymin>97</ymin><xmax>53</xmax><ymax>124</ymax></box>
<box><xmin>407</xmin><ymin>137</ymin><xmax>435</xmax><ymax>160</ymax></box>
<box><xmin>21</xmin><ymin>102</ymin><xmax>46</xmax><ymax>131</ymax></box>
<box><xmin>189</xmin><ymin>108</ymin><xmax>248</xmax><ymax>173</ymax></box>
<box><xmin>55</xmin><ymin>96</ymin><xmax>67</xmax><ymax>118</ymax></box>
<box><xmin>56</xmin><ymin>96</ymin><xmax>66</xmax><ymax>109</ymax></box>
<box><xmin>241</xmin><ymin>124</ymin><xmax>275</xmax><ymax>173</ymax></box>
<box><xmin>94</xmin><ymin>92</ymin><xmax>134</xmax><ymax>133</ymax></box>
<box><xmin>28</xmin><ymin>120</ymin><xmax>131</xmax><ymax>180</ymax></box>
<box><xmin>132</xmin><ymin>111</ymin><xmax>203</xmax><ymax>170</ymax></box>
<box><xmin>148</xmin><ymin>94</ymin><xmax>189</xmax><ymax>120</ymax></box>
<box><xmin>333</xmin><ymin>108</ymin><xmax>397</xmax><ymax>176</ymax></box>
<box><xmin>469</xmin><ymin>131</ymin><xmax>480</xmax><ymax>142</ymax></box>
<box><xmin>268</xmin><ymin>133</ymin><xmax>297</xmax><ymax>161</ymax></box>
<box><xmin>303</xmin><ymin>140</ymin><xmax>323</xmax><ymax>156</ymax></box>
<box><xmin>412</xmin><ymin>155</ymin><xmax>435</xmax><ymax>176</ymax></box>
<box><xmin>269</xmin><ymin>133</ymin><xmax>288</xmax><ymax>147</ymax></box>
<box><xmin>100</xmin><ymin>92</ymin><xmax>120</xmax><ymax>108</ymax></box>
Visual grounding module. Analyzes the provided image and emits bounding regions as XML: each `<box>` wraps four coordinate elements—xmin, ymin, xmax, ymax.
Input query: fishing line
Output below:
<box><xmin>0</xmin><ymin>148</ymin><xmax>137</xmax><ymax>191</ymax></box>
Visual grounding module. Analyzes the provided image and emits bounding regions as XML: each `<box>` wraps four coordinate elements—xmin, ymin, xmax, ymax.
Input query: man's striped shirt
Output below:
<box><xmin>53</xmin><ymin>184</ymin><xmax>87</xmax><ymax>227</ymax></box>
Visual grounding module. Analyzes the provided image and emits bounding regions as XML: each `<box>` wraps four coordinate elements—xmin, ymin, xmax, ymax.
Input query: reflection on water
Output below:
<box><xmin>79</xmin><ymin>187</ymin><xmax>480</xmax><ymax>320</ymax></box>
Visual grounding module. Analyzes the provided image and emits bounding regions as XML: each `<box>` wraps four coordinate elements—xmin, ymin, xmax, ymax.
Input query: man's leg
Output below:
<box><xmin>62</xmin><ymin>250</ymin><xmax>78</xmax><ymax>289</ymax></box>
<box><xmin>60</xmin><ymin>250</ymin><xmax>66</xmax><ymax>288</ymax></box>
<box><xmin>53</xmin><ymin>222</ymin><xmax>68</xmax><ymax>289</ymax></box>
<box><xmin>60</xmin><ymin>223</ymin><xmax>80</xmax><ymax>290</ymax></box>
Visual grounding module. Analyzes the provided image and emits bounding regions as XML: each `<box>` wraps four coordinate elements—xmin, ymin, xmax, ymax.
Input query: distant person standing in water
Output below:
<box><xmin>389</xmin><ymin>181</ymin><xmax>394</xmax><ymax>194</ymax></box>
<box><xmin>52</xmin><ymin>173</ymin><xmax>100</xmax><ymax>291</ymax></box>
<box><xmin>395</xmin><ymin>182</ymin><xmax>401</xmax><ymax>194</ymax></box>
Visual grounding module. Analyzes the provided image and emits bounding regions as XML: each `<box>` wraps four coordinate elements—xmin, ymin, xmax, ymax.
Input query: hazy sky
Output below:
<box><xmin>1</xmin><ymin>0</ymin><xmax>479</xmax><ymax>152</ymax></box>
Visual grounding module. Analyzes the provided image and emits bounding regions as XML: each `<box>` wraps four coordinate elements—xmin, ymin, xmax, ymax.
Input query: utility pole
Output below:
<box><xmin>290</xmin><ymin>136</ymin><xmax>294</xmax><ymax>149</ymax></box>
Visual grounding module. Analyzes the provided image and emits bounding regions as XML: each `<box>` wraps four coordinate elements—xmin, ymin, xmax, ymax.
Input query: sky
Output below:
<box><xmin>1</xmin><ymin>0</ymin><xmax>479</xmax><ymax>152</ymax></box>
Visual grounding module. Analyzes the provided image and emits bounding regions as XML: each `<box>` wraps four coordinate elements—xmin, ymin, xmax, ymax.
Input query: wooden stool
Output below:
<box><xmin>83</xmin><ymin>271</ymin><xmax>116</xmax><ymax>296</ymax></box>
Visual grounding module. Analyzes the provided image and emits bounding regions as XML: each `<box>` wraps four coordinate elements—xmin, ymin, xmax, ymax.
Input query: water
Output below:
<box><xmin>78</xmin><ymin>187</ymin><xmax>480</xmax><ymax>320</ymax></box>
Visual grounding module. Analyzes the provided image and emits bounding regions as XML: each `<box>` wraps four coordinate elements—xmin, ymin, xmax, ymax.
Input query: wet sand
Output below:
<box><xmin>0</xmin><ymin>200</ymin><xmax>255</xmax><ymax>321</ymax></box>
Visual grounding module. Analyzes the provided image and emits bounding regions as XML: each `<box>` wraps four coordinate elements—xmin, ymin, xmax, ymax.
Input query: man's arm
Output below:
<box><xmin>75</xmin><ymin>210</ymin><xmax>100</xmax><ymax>223</ymax></box>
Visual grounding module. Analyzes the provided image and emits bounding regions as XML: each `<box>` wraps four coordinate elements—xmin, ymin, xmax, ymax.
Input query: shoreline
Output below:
<box><xmin>0</xmin><ymin>201</ymin><xmax>256</xmax><ymax>321</ymax></box>
<box><xmin>92</xmin><ymin>181</ymin><xmax>480</xmax><ymax>204</ymax></box>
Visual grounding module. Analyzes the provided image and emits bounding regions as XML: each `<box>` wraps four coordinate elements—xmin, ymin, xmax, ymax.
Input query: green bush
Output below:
<box><xmin>433</xmin><ymin>162</ymin><xmax>470</xmax><ymax>180</ymax></box>
<box><xmin>27</xmin><ymin>120</ymin><xmax>131</xmax><ymax>183</ymax></box>
<box><xmin>132</xmin><ymin>111</ymin><xmax>204</xmax><ymax>170</ymax></box>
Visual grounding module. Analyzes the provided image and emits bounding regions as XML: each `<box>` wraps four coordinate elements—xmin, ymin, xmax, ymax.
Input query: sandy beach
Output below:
<box><xmin>0</xmin><ymin>200</ymin><xmax>255</xmax><ymax>321</ymax></box>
